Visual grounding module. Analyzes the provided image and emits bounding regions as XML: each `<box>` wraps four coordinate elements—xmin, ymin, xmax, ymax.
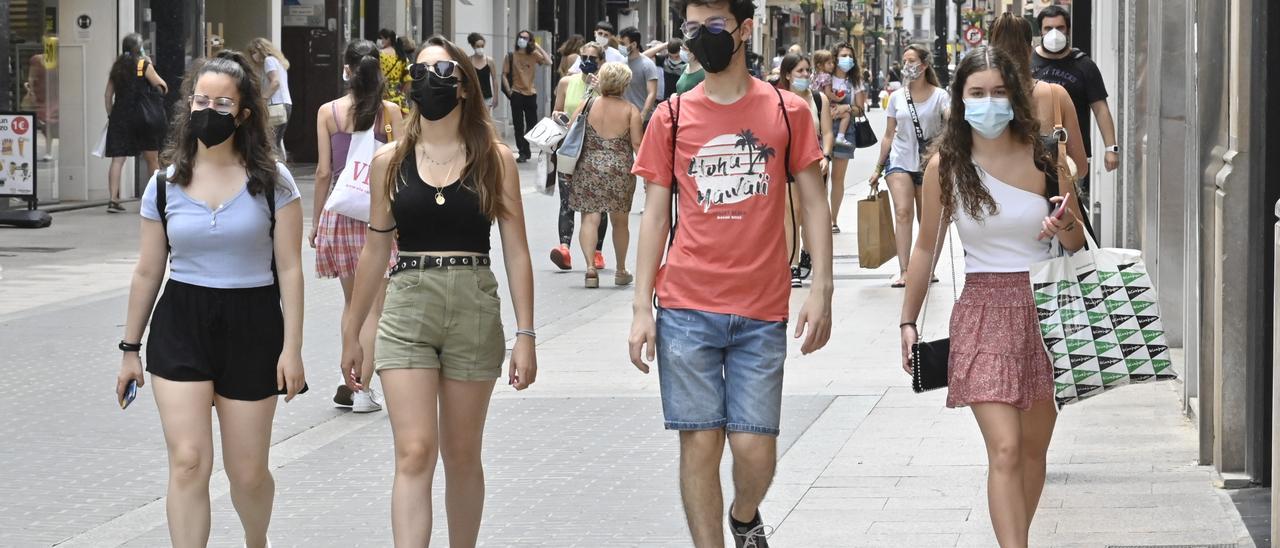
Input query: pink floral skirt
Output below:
<box><xmin>946</xmin><ymin>272</ymin><xmax>1054</xmax><ymax>411</ymax></box>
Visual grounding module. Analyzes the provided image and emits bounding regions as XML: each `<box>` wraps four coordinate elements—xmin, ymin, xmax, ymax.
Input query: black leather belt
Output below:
<box><xmin>391</xmin><ymin>255</ymin><xmax>491</xmax><ymax>276</ymax></box>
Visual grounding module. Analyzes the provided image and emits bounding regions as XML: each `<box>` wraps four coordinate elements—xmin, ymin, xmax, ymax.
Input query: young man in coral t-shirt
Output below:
<box><xmin>628</xmin><ymin>1</ymin><xmax>834</xmax><ymax>546</ymax></box>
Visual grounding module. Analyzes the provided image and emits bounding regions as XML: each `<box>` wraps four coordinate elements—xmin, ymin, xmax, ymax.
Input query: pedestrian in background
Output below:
<box><xmin>990</xmin><ymin>13</ymin><xmax>1087</xmax><ymax>183</ymax></box>
<box><xmin>869</xmin><ymin>45</ymin><xmax>949</xmax><ymax>288</ymax></box>
<box><xmin>115</xmin><ymin>50</ymin><xmax>306</xmax><ymax>548</ymax></box>
<box><xmin>466</xmin><ymin>32</ymin><xmax>500</xmax><ymax>110</ymax></box>
<box><xmin>776</xmin><ymin>53</ymin><xmax>834</xmax><ymax>289</ymax></box>
<box><xmin>618</xmin><ymin>27</ymin><xmax>660</xmax><ymax>123</ymax></box>
<box><xmin>568</xmin><ymin>61</ymin><xmax>641</xmax><ymax>289</ymax></box>
<box><xmin>899</xmin><ymin>46</ymin><xmax>1085</xmax><ymax>548</ymax></box>
<box><xmin>104</xmin><ymin>33</ymin><xmax>167</xmax><ymax>213</ymax></box>
<box><xmin>557</xmin><ymin>34</ymin><xmax>587</xmax><ymax>78</ymax></box>
<box><xmin>341</xmin><ymin>36</ymin><xmax>536</xmax><ymax>547</ymax></box>
<box><xmin>550</xmin><ymin>42</ymin><xmax>609</xmax><ymax>272</ymax></box>
<box><xmin>629</xmin><ymin>1</ymin><xmax>833</xmax><ymax>546</ymax></box>
<box><xmin>658</xmin><ymin>38</ymin><xmax>685</xmax><ymax>102</ymax></box>
<box><xmin>827</xmin><ymin>42</ymin><xmax>866</xmax><ymax>235</ymax></box>
<box><xmin>246</xmin><ymin>38</ymin><xmax>293</xmax><ymax>160</ymax></box>
<box><xmin>675</xmin><ymin>42</ymin><xmax>705</xmax><ymax>93</ymax></box>
<box><xmin>1032</xmin><ymin>4</ymin><xmax>1119</xmax><ymax>177</ymax></box>
<box><xmin>501</xmin><ymin>29</ymin><xmax>552</xmax><ymax>162</ymax></box>
<box><xmin>378</xmin><ymin>28</ymin><xmax>411</xmax><ymax>113</ymax></box>
<box><xmin>312</xmin><ymin>39</ymin><xmax>404</xmax><ymax>414</ymax></box>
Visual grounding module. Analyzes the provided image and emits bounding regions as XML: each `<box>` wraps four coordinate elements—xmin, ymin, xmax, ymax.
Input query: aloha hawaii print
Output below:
<box><xmin>686</xmin><ymin>129</ymin><xmax>778</xmax><ymax>212</ymax></box>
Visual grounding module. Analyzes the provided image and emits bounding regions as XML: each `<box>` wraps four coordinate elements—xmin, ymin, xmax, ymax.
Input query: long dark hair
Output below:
<box><xmin>161</xmin><ymin>50</ymin><xmax>279</xmax><ymax>196</ymax></box>
<box><xmin>937</xmin><ymin>46</ymin><xmax>1051</xmax><ymax>222</ymax></box>
<box><xmin>385</xmin><ymin>36</ymin><xmax>507</xmax><ymax>221</ymax></box>
<box><xmin>989</xmin><ymin>13</ymin><xmax>1035</xmax><ymax>91</ymax></box>
<box><xmin>558</xmin><ymin>34</ymin><xmax>585</xmax><ymax>57</ymax></box>
<box><xmin>776</xmin><ymin>53</ymin><xmax>810</xmax><ymax>92</ymax></box>
<box><xmin>903</xmin><ymin>45</ymin><xmax>941</xmax><ymax>88</ymax></box>
<box><xmin>515</xmin><ymin>30</ymin><xmax>535</xmax><ymax>54</ymax></box>
<box><xmin>379</xmin><ymin>28</ymin><xmax>408</xmax><ymax>63</ymax></box>
<box><xmin>832</xmin><ymin>42</ymin><xmax>863</xmax><ymax>86</ymax></box>
<box><xmin>344</xmin><ymin>40</ymin><xmax>386</xmax><ymax>132</ymax></box>
<box><xmin>109</xmin><ymin>33</ymin><xmax>145</xmax><ymax>90</ymax></box>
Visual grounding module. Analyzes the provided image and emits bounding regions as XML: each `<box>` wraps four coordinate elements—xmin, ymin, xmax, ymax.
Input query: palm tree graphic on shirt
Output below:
<box><xmin>733</xmin><ymin>129</ymin><xmax>777</xmax><ymax>175</ymax></box>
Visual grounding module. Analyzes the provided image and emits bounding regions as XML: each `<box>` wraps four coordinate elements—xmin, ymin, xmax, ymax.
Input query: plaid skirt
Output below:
<box><xmin>946</xmin><ymin>272</ymin><xmax>1054</xmax><ymax>411</ymax></box>
<box><xmin>315</xmin><ymin>209</ymin><xmax>365</xmax><ymax>279</ymax></box>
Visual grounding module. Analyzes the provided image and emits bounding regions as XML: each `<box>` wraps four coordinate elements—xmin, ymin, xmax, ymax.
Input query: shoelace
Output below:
<box><xmin>738</xmin><ymin>523</ymin><xmax>775</xmax><ymax>548</ymax></box>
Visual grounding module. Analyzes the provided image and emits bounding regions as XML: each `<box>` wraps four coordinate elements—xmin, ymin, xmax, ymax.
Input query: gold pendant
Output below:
<box><xmin>435</xmin><ymin>192</ymin><xmax>446</xmax><ymax>205</ymax></box>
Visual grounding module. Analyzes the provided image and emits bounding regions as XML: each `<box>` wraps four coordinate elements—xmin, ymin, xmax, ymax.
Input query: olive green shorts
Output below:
<box><xmin>375</xmin><ymin>263</ymin><xmax>505</xmax><ymax>381</ymax></box>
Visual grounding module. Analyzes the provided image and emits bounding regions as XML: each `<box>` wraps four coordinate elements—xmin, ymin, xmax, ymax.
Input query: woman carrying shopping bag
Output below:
<box><xmin>313</xmin><ymin>39</ymin><xmax>404</xmax><ymax>413</ymax></box>
<box><xmin>898</xmin><ymin>46</ymin><xmax>1085</xmax><ymax>548</ymax></box>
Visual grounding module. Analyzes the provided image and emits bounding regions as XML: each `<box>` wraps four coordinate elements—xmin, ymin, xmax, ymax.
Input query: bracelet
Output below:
<box><xmin>899</xmin><ymin>322</ymin><xmax>916</xmax><ymax>329</ymax></box>
<box><xmin>515</xmin><ymin>329</ymin><xmax>536</xmax><ymax>339</ymax></box>
<box><xmin>118</xmin><ymin>340</ymin><xmax>142</xmax><ymax>352</ymax></box>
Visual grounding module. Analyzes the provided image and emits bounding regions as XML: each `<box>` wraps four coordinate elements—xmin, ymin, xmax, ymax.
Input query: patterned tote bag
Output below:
<box><xmin>1029</xmin><ymin>232</ymin><xmax>1178</xmax><ymax>406</ymax></box>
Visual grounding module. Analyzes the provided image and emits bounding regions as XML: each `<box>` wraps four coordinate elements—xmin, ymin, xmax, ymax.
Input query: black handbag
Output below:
<box><xmin>910</xmin><ymin>216</ymin><xmax>959</xmax><ymax>394</ymax></box>
<box><xmin>134</xmin><ymin>60</ymin><xmax>167</xmax><ymax>134</ymax></box>
<box><xmin>853</xmin><ymin>116</ymin><xmax>878</xmax><ymax>148</ymax></box>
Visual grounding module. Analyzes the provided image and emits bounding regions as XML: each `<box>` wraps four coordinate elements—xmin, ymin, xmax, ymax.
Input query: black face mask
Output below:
<box><xmin>189</xmin><ymin>108</ymin><xmax>238</xmax><ymax>148</ymax></box>
<box><xmin>686</xmin><ymin>25</ymin><xmax>743</xmax><ymax>73</ymax></box>
<box><xmin>580</xmin><ymin>58</ymin><xmax>599</xmax><ymax>74</ymax></box>
<box><xmin>411</xmin><ymin>71</ymin><xmax>461</xmax><ymax>121</ymax></box>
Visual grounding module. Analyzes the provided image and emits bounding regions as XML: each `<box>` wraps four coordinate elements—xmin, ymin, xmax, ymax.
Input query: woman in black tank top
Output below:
<box><xmin>339</xmin><ymin>36</ymin><xmax>537</xmax><ymax>545</ymax></box>
<box><xmin>467</xmin><ymin>32</ymin><xmax>499</xmax><ymax>109</ymax></box>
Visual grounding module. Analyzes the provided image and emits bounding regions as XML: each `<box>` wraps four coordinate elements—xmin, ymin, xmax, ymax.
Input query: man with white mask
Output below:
<box><xmin>569</xmin><ymin>20</ymin><xmax>627</xmax><ymax>74</ymax></box>
<box><xmin>1031</xmin><ymin>5</ymin><xmax>1119</xmax><ymax>179</ymax></box>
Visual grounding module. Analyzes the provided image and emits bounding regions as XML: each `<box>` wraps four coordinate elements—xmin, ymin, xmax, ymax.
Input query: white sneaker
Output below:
<box><xmin>835</xmin><ymin>134</ymin><xmax>851</xmax><ymax>146</ymax></box>
<box><xmin>352</xmin><ymin>389</ymin><xmax>383</xmax><ymax>413</ymax></box>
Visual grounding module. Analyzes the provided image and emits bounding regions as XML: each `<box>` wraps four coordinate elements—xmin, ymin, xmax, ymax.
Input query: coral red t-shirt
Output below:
<box><xmin>632</xmin><ymin>78</ymin><xmax>823</xmax><ymax>322</ymax></box>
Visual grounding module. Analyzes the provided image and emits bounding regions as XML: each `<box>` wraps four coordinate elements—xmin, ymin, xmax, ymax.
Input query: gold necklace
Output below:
<box><xmin>415</xmin><ymin>147</ymin><xmax>463</xmax><ymax>205</ymax></box>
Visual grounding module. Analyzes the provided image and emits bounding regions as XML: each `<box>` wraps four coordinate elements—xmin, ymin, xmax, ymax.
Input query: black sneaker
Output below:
<box><xmin>729</xmin><ymin>509</ymin><xmax>772</xmax><ymax>548</ymax></box>
<box><xmin>797</xmin><ymin>250</ymin><xmax>812</xmax><ymax>280</ymax></box>
<box><xmin>790</xmin><ymin>266</ymin><xmax>803</xmax><ymax>288</ymax></box>
<box><xmin>333</xmin><ymin>384</ymin><xmax>354</xmax><ymax>408</ymax></box>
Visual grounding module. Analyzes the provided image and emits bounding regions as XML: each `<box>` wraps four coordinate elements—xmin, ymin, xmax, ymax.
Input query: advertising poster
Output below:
<box><xmin>0</xmin><ymin>113</ymin><xmax>38</xmax><ymax>198</ymax></box>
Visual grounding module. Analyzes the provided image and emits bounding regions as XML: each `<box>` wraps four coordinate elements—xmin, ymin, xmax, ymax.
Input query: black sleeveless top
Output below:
<box><xmin>391</xmin><ymin>150</ymin><xmax>492</xmax><ymax>254</ymax></box>
<box><xmin>476</xmin><ymin>63</ymin><xmax>494</xmax><ymax>100</ymax></box>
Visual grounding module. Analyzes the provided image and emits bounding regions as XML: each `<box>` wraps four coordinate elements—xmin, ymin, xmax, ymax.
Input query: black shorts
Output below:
<box><xmin>146</xmin><ymin>280</ymin><xmax>305</xmax><ymax>401</ymax></box>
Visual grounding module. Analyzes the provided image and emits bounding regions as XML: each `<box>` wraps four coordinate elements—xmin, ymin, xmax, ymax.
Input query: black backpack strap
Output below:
<box><xmin>667</xmin><ymin>93</ymin><xmax>681</xmax><ymax>249</ymax></box>
<box><xmin>771</xmin><ymin>85</ymin><xmax>800</xmax><ymax>265</ymax></box>
<box><xmin>155</xmin><ymin>169</ymin><xmax>170</xmax><ymax>252</ymax></box>
<box><xmin>771</xmin><ymin>85</ymin><xmax>795</xmax><ymax>183</ymax></box>
<box><xmin>266</xmin><ymin>181</ymin><xmax>279</xmax><ymax>288</ymax></box>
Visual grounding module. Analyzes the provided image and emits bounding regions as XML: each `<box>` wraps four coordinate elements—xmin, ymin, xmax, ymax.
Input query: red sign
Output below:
<box><xmin>964</xmin><ymin>25</ymin><xmax>985</xmax><ymax>46</ymax></box>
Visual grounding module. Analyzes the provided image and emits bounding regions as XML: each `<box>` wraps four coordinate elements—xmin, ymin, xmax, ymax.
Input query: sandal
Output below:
<box><xmin>890</xmin><ymin>273</ymin><xmax>907</xmax><ymax>288</ymax></box>
<box><xmin>585</xmin><ymin>270</ymin><xmax>600</xmax><ymax>289</ymax></box>
<box><xmin>614</xmin><ymin>270</ymin><xmax>633</xmax><ymax>286</ymax></box>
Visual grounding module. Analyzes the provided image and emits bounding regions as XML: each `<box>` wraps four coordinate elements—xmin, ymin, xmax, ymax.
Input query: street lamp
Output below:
<box><xmin>799</xmin><ymin>0</ymin><xmax>818</xmax><ymax>52</ymax></box>
<box><xmin>893</xmin><ymin>12</ymin><xmax>904</xmax><ymax>62</ymax></box>
<box><xmin>871</xmin><ymin>0</ymin><xmax>883</xmax><ymax>91</ymax></box>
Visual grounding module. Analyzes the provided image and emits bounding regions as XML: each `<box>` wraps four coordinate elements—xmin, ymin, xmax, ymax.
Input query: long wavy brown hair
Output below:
<box><xmin>988</xmin><ymin>13</ymin><xmax>1035</xmax><ymax>92</ymax></box>
<box><xmin>936</xmin><ymin>46</ymin><xmax>1053</xmax><ymax>222</ymax></box>
<box><xmin>162</xmin><ymin>50</ymin><xmax>280</xmax><ymax>196</ymax></box>
<box><xmin>385</xmin><ymin>35</ymin><xmax>506</xmax><ymax>221</ymax></box>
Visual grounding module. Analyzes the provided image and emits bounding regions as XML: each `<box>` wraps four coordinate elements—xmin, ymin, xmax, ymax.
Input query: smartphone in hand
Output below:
<box><xmin>1051</xmin><ymin>192</ymin><xmax>1071</xmax><ymax>219</ymax></box>
<box><xmin>120</xmin><ymin>379</ymin><xmax>138</xmax><ymax>410</ymax></box>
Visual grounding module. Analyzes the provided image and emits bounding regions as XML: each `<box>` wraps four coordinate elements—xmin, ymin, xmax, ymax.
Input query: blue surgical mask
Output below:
<box><xmin>516</xmin><ymin>37</ymin><xmax>529</xmax><ymax>49</ymax></box>
<box><xmin>618</xmin><ymin>45</ymin><xmax>630</xmax><ymax>57</ymax></box>
<box><xmin>791</xmin><ymin>78</ymin><xmax>811</xmax><ymax>92</ymax></box>
<box><xmin>963</xmin><ymin>97</ymin><xmax>1015</xmax><ymax>139</ymax></box>
<box><xmin>837</xmin><ymin>56</ymin><xmax>855</xmax><ymax>72</ymax></box>
<box><xmin>679</xmin><ymin>50</ymin><xmax>690</xmax><ymax>63</ymax></box>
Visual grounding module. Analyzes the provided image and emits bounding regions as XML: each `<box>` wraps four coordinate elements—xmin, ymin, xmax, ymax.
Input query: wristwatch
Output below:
<box><xmin>1105</xmin><ymin>145</ymin><xmax>1120</xmax><ymax>153</ymax></box>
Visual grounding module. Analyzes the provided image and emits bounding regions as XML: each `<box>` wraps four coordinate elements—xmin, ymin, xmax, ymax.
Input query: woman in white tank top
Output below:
<box><xmin>898</xmin><ymin>46</ymin><xmax>1086</xmax><ymax>548</ymax></box>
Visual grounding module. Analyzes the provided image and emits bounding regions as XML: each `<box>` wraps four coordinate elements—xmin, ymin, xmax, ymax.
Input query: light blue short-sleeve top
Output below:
<box><xmin>141</xmin><ymin>162</ymin><xmax>301</xmax><ymax>289</ymax></box>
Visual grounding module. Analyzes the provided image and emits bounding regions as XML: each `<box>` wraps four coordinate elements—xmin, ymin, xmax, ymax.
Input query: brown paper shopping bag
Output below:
<box><xmin>857</xmin><ymin>189</ymin><xmax>897</xmax><ymax>269</ymax></box>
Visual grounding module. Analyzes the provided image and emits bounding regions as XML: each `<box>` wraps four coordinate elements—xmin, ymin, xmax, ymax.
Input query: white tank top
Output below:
<box><xmin>951</xmin><ymin>166</ymin><xmax>1054</xmax><ymax>274</ymax></box>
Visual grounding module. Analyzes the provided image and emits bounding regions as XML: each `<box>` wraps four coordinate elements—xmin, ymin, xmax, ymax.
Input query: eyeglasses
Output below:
<box><xmin>580</xmin><ymin>55</ymin><xmax>600</xmax><ymax>63</ymax></box>
<box><xmin>681</xmin><ymin>16</ymin><xmax>738</xmax><ymax>41</ymax></box>
<box><xmin>190</xmin><ymin>94</ymin><xmax>237</xmax><ymax>113</ymax></box>
<box><xmin>409</xmin><ymin>59</ymin><xmax>461</xmax><ymax>81</ymax></box>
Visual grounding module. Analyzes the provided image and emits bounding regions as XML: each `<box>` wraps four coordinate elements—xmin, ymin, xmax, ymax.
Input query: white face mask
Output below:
<box><xmin>474</xmin><ymin>47</ymin><xmax>485</xmax><ymax>56</ymax></box>
<box><xmin>1042</xmin><ymin>29</ymin><xmax>1068</xmax><ymax>53</ymax></box>
<box><xmin>595</xmin><ymin>33</ymin><xmax>609</xmax><ymax>47</ymax></box>
<box><xmin>618</xmin><ymin>44</ymin><xmax>630</xmax><ymax>57</ymax></box>
<box><xmin>679</xmin><ymin>50</ymin><xmax>691</xmax><ymax>63</ymax></box>
<box><xmin>516</xmin><ymin>37</ymin><xmax>529</xmax><ymax>49</ymax></box>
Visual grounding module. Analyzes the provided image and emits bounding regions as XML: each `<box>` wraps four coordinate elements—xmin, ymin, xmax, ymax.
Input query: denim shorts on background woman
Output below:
<box><xmin>655</xmin><ymin>308</ymin><xmax>787</xmax><ymax>436</ymax></box>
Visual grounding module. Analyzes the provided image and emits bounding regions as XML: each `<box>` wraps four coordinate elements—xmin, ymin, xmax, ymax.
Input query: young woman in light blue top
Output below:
<box><xmin>115</xmin><ymin>50</ymin><xmax>305</xmax><ymax>548</ymax></box>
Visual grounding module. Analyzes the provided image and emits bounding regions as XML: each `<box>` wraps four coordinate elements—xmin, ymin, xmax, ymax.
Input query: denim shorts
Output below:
<box><xmin>655</xmin><ymin>308</ymin><xmax>787</xmax><ymax>436</ymax></box>
<box><xmin>884</xmin><ymin>165</ymin><xmax>924</xmax><ymax>186</ymax></box>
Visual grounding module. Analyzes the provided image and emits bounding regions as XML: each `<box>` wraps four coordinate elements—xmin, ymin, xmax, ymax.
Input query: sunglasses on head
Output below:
<box><xmin>681</xmin><ymin>16</ymin><xmax>738</xmax><ymax>41</ymax></box>
<box><xmin>409</xmin><ymin>59</ymin><xmax>461</xmax><ymax>81</ymax></box>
